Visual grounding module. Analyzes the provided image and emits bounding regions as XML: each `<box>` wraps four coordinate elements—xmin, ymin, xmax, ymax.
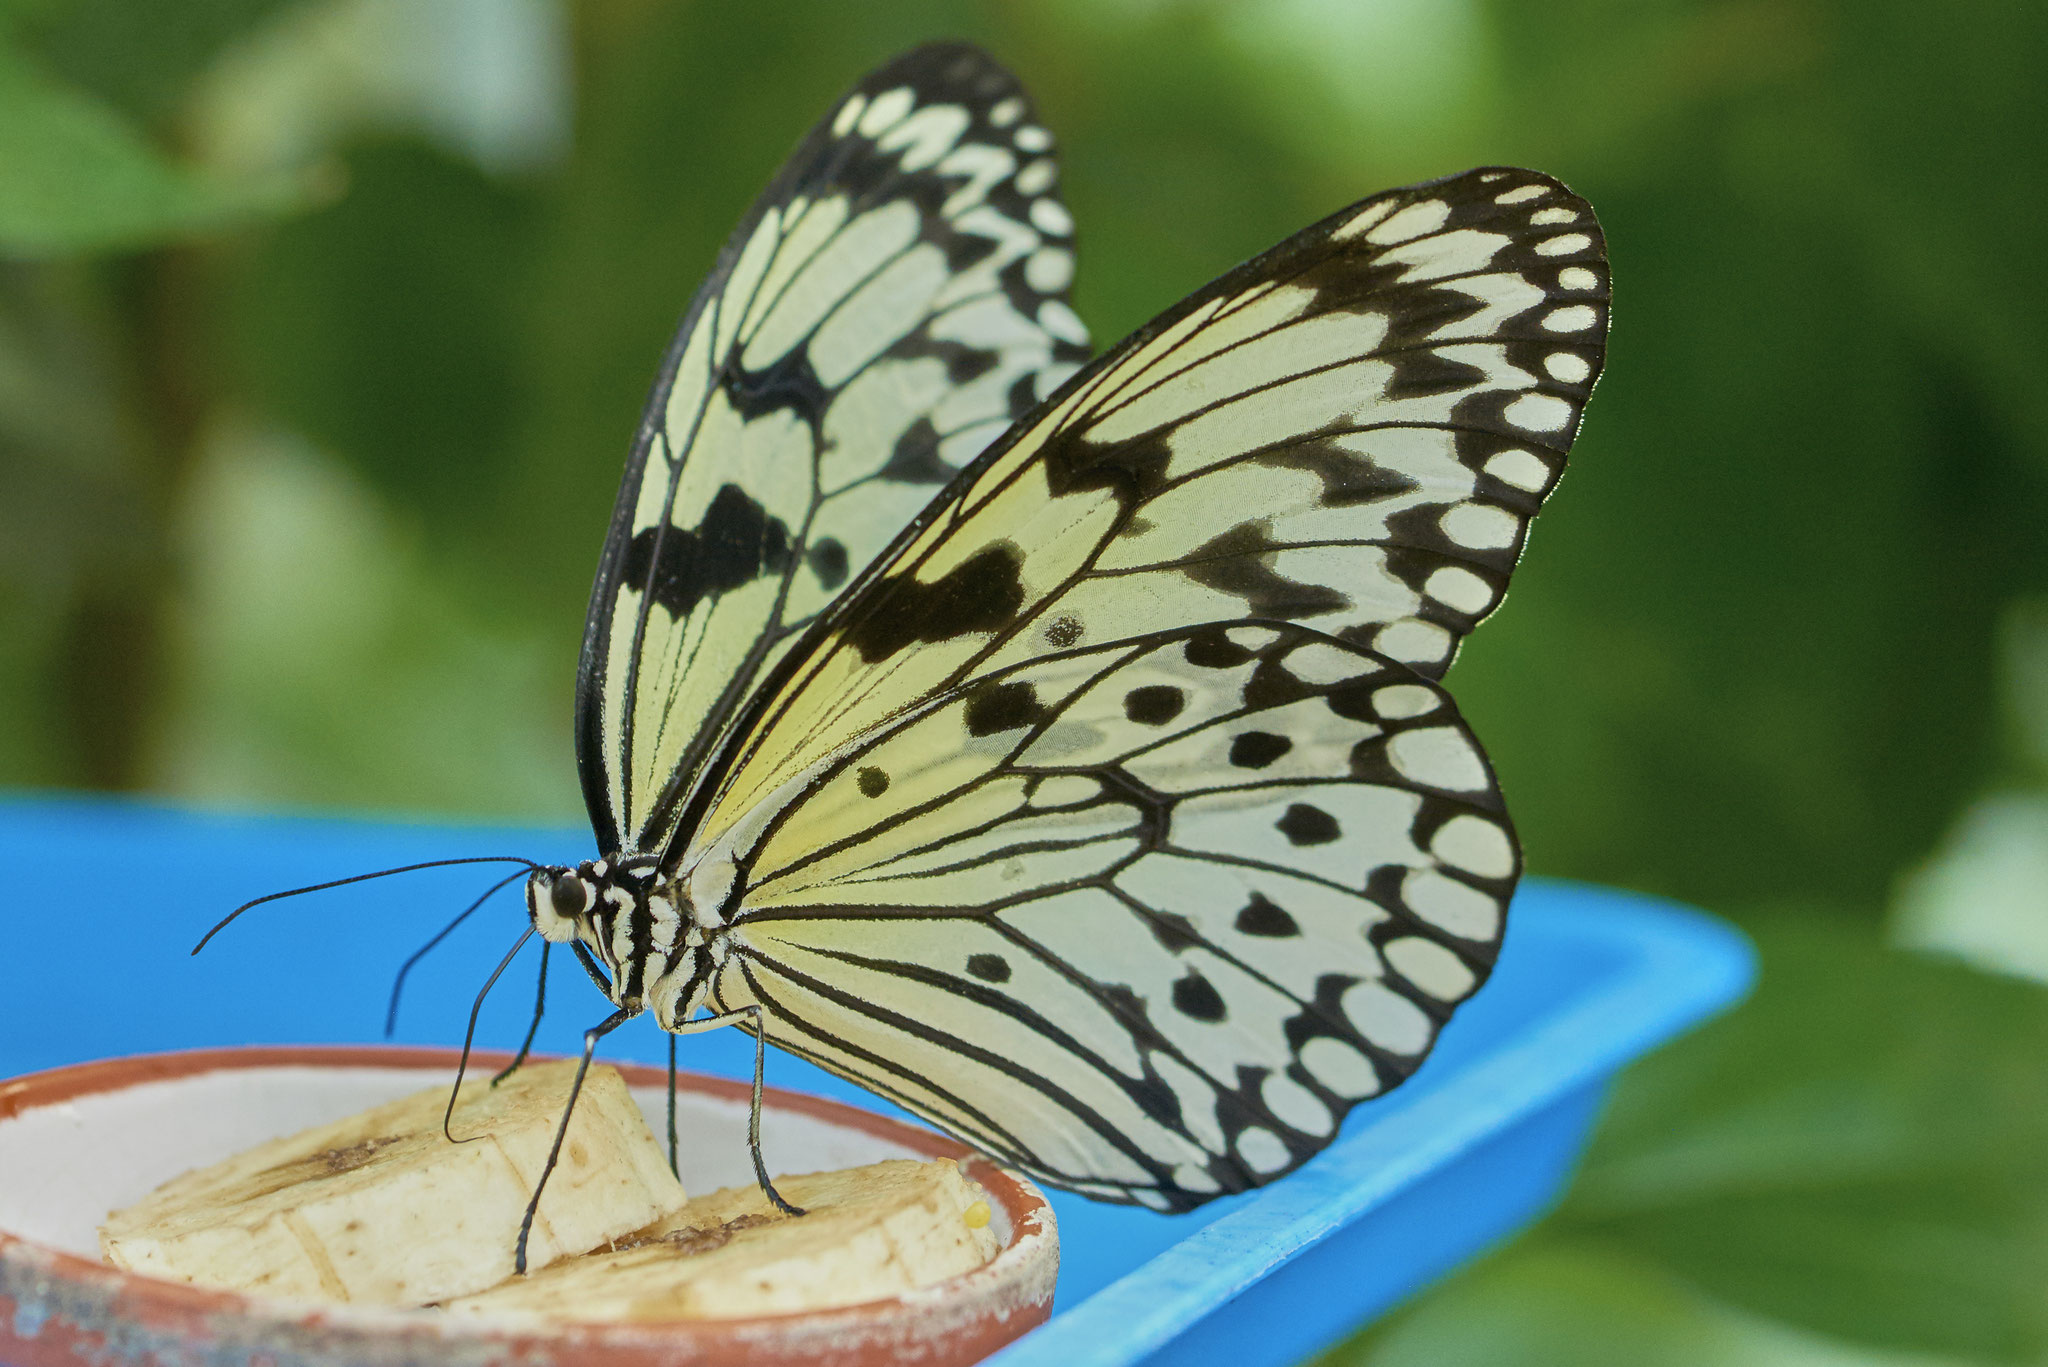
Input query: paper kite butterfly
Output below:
<box><xmin>211</xmin><ymin>40</ymin><xmax>1608</xmax><ymax>1257</ymax></box>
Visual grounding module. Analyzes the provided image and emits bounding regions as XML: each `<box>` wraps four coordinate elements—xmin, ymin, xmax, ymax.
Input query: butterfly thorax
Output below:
<box><xmin>525</xmin><ymin>858</ymin><xmax>723</xmax><ymax>1029</ymax></box>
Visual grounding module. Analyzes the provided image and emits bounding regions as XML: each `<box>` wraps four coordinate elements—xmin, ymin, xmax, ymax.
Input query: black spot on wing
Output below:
<box><xmin>1043</xmin><ymin>614</ymin><xmax>1083</xmax><ymax>647</ymax></box>
<box><xmin>966</xmin><ymin>953</ymin><xmax>1011</xmax><ymax>983</ymax></box>
<box><xmin>1277</xmin><ymin>803</ymin><xmax>1341</xmax><ymax>846</ymax></box>
<box><xmin>844</xmin><ymin>543</ymin><xmax>1026</xmax><ymax>662</ymax></box>
<box><xmin>624</xmin><ymin>483</ymin><xmax>795</xmax><ymax>618</ymax></box>
<box><xmin>1172</xmin><ymin>970</ymin><xmax>1227</xmax><ymax>1022</ymax></box>
<box><xmin>1123</xmin><ymin>685</ymin><xmax>1186</xmax><ymax>726</ymax></box>
<box><xmin>807</xmin><ymin>536</ymin><xmax>850</xmax><ymax>589</ymax></box>
<box><xmin>964</xmin><ymin>679</ymin><xmax>1044</xmax><ymax>736</ymax></box>
<box><xmin>856</xmin><ymin>765</ymin><xmax>890</xmax><ymax>797</ymax></box>
<box><xmin>1228</xmin><ymin>731</ymin><xmax>1292</xmax><ymax>769</ymax></box>
<box><xmin>1234</xmin><ymin>893</ymin><xmax>1299</xmax><ymax>937</ymax></box>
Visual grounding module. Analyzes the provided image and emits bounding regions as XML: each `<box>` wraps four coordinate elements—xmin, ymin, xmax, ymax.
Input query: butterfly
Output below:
<box><xmin>212</xmin><ymin>40</ymin><xmax>1607</xmax><ymax>1269</ymax></box>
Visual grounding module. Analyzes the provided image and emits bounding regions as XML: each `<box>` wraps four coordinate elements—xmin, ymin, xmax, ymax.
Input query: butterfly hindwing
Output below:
<box><xmin>576</xmin><ymin>43</ymin><xmax>1091</xmax><ymax>857</ymax></box>
<box><xmin>702</xmin><ymin>623</ymin><xmax>1511</xmax><ymax>1207</ymax></box>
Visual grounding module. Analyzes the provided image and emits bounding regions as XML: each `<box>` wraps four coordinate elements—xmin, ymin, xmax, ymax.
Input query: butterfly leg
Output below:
<box><xmin>443</xmin><ymin>926</ymin><xmax>533</xmax><ymax>1143</ymax></box>
<box><xmin>491</xmin><ymin>940</ymin><xmax>551</xmax><ymax>1086</ymax></box>
<box><xmin>666</xmin><ymin>1033</ymin><xmax>680</xmax><ymax>1179</ymax></box>
<box><xmin>515</xmin><ymin>1004</ymin><xmax>639</xmax><ymax>1275</ymax></box>
<box><xmin>665</xmin><ymin>1007</ymin><xmax>806</xmax><ymax>1217</ymax></box>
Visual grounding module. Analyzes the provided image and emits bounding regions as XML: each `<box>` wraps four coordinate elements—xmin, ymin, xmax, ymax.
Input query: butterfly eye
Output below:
<box><xmin>549</xmin><ymin>875</ymin><xmax>591</xmax><ymax>919</ymax></box>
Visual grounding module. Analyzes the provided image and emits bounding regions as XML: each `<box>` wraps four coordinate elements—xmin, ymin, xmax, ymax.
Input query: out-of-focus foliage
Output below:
<box><xmin>2</xmin><ymin>0</ymin><xmax>2043</xmax><ymax>1361</ymax></box>
<box><xmin>1330</xmin><ymin>921</ymin><xmax>2048</xmax><ymax>1365</ymax></box>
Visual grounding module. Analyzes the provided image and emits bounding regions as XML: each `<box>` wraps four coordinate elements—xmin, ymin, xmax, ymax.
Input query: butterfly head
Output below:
<box><xmin>525</xmin><ymin>859</ymin><xmax>711</xmax><ymax>1024</ymax></box>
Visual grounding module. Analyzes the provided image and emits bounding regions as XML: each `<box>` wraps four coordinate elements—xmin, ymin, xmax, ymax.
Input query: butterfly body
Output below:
<box><xmin>527</xmin><ymin>41</ymin><xmax>1608</xmax><ymax>1215</ymax></box>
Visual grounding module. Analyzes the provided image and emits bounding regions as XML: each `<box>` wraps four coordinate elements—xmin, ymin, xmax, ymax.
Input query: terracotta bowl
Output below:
<box><xmin>0</xmin><ymin>1046</ymin><xmax>1057</xmax><ymax>1367</ymax></box>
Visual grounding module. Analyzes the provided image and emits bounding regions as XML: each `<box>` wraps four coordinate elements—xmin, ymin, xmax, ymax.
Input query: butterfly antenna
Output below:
<box><xmin>193</xmin><ymin>856</ymin><xmax>539</xmax><ymax>955</ymax></box>
<box><xmin>385</xmin><ymin>868</ymin><xmax>531</xmax><ymax>1036</ymax></box>
<box><xmin>443</xmin><ymin>926</ymin><xmax>536</xmax><ymax>1143</ymax></box>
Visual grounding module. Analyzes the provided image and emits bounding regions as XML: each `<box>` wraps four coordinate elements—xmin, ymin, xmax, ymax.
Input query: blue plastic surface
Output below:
<box><xmin>0</xmin><ymin>797</ymin><xmax>1753</xmax><ymax>1364</ymax></box>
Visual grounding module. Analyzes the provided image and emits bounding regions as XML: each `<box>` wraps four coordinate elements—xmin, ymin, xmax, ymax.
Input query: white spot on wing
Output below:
<box><xmin>1403</xmin><ymin>868</ymin><xmax>1502</xmax><ymax>939</ymax></box>
<box><xmin>1439</xmin><ymin>502</ymin><xmax>1518</xmax><ymax>550</ymax></box>
<box><xmin>1372</xmin><ymin>683</ymin><xmax>1438</xmax><ymax>720</ymax></box>
<box><xmin>1341</xmin><ymin>980</ymin><xmax>1433</xmax><ymax>1054</ymax></box>
<box><xmin>1545</xmin><ymin>352</ymin><xmax>1592</xmax><ymax>383</ymax></box>
<box><xmin>1364</xmin><ymin>198</ymin><xmax>1452</xmax><ymax>245</ymax></box>
<box><xmin>1235</xmin><ymin>1125</ymin><xmax>1292</xmax><ymax>1174</ymax></box>
<box><xmin>1503</xmin><ymin>393</ymin><xmax>1574</xmax><ymax>433</ymax></box>
<box><xmin>1543</xmin><ymin>305</ymin><xmax>1599</xmax><ymax>333</ymax></box>
<box><xmin>1030</xmin><ymin>198</ymin><xmax>1074</xmax><ymax>237</ymax></box>
<box><xmin>857</xmin><ymin>86</ymin><xmax>914</xmax><ymax>137</ymax></box>
<box><xmin>1260</xmin><ymin>1072</ymin><xmax>1334</xmax><ymax>1135</ymax></box>
<box><xmin>1284</xmin><ymin>642</ymin><xmax>1372</xmax><ymax>685</ymax></box>
<box><xmin>1025</xmin><ymin>246</ymin><xmax>1074</xmax><ymax>293</ymax></box>
<box><xmin>1037</xmin><ymin>299</ymin><xmax>1089</xmax><ymax>346</ymax></box>
<box><xmin>1425</xmin><ymin>566</ymin><xmax>1494</xmax><ymax>615</ymax></box>
<box><xmin>1384</xmin><ymin>937</ymin><xmax>1478</xmax><ymax>1000</ymax></box>
<box><xmin>1374</xmin><ymin>620</ymin><xmax>1451</xmax><ymax>668</ymax></box>
<box><xmin>877</xmin><ymin>104</ymin><xmax>971</xmax><ymax>172</ymax></box>
<box><xmin>1299</xmin><ymin>1037</ymin><xmax>1380</xmax><ymax>1097</ymax></box>
<box><xmin>1331</xmin><ymin>200</ymin><xmax>1395</xmax><ymax>242</ymax></box>
<box><xmin>1387</xmin><ymin>725</ymin><xmax>1489</xmax><ymax>791</ymax></box>
<box><xmin>1431</xmin><ymin>814</ymin><xmax>1515</xmax><ymax>878</ymax></box>
<box><xmin>1484</xmin><ymin>448</ymin><xmax>1551</xmax><ymax>491</ymax></box>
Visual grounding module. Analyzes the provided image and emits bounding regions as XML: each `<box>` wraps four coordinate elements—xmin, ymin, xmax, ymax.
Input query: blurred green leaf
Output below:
<box><xmin>1556</xmin><ymin>924</ymin><xmax>2048</xmax><ymax>1360</ymax></box>
<box><xmin>0</xmin><ymin>44</ymin><xmax>292</xmax><ymax>255</ymax></box>
<box><xmin>226</xmin><ymin>137</ymin><xmax>536</xmax><ymax>533</ymax></box>
<box><xmin>1327</xmin><ymin>1239</ymin><xmax>1978</xmax><ymax>1367</ymax></box>
<box><xmin>16</xmin><ymin>0</ymin><xmax>295</xmax><ymax>122</ymax></box>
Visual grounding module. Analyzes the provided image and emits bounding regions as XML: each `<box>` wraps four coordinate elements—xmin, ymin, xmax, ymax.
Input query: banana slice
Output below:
<box><xmin>446</xmin><ymin>1159</ymin><xmax>1002</xmax><ymax>1322</ymax></box>
<box><xmin>100</xmin><ymin>1060</ymin><xmax>685</xmax><ymax>1305</ymax></box>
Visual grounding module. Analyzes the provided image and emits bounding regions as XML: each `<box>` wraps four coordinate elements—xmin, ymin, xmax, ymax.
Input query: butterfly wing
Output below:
<box><xmin>704</xmin><ymin>623</ymin><xmax>1511</xmax><ymax>1205</ymax></box>
<box><xmin>693</xmin><ymin>168</ymin><xmax>1606</xmax><ymax>851</ymax></box>
<box><xmin>577</xmin><ymin>42</ymin><xmax>1091</xmax><ymax>856</ymax></box>
<box><xmin>685</xmin><ymin>167</ymin><xmax>1607</xmax><ymax>1205</ymax></box>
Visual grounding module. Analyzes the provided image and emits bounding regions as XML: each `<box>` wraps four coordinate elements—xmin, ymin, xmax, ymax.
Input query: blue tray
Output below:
<box><xmin>0</xmin><ymin>797</ymin><xmax>1752</xmax><ymax>1365</ymax></box>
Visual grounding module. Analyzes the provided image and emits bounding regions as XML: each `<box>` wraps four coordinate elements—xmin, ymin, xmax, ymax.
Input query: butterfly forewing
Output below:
<box><xmin>702</xmin><ymin>623</ymin><xmax>1514</xmax><ymax>1206</ymax></box>
<box><xmin>694</xmin><ymin>168</ymin><xmax>1607</xmax><ymax>850</ymax></box>
<box><xmin>577</xmin><ymin>43</ymin><xmax>1092</xmax><ymax>856</ymax></box>
<box><xmin>670</xmin><ymin>164</ymin><xmax>1604</xmax><ymax>1207</ymax></box>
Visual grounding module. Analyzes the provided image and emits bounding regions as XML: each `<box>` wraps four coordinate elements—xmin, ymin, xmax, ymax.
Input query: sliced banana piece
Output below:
<box><xmin>447</xmin><ymin>1158</ymin><xmax>1002</xmax><ymax>1322</ymax></box>
<box><xmin>100</xmin><ymin>1060</ymin><xmax>685</xmax><ymax>1305</ymax></box>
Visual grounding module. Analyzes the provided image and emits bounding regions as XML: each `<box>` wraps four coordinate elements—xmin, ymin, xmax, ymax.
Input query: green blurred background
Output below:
<box><xmin>3</xmin><ymin>0</ymin><xmax>2045</xmax><ymax>1360</ymax></box>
